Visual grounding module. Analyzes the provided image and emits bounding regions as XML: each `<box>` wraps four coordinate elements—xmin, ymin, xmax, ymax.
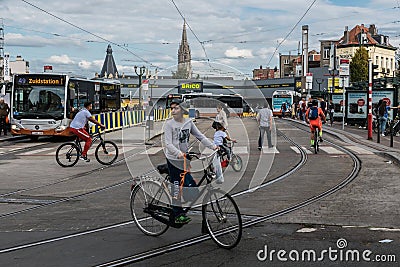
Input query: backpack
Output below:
<box><xmin>308</xmin><ymin>107</ymin><xmax>319</xmax><ymax>120</ymax></box>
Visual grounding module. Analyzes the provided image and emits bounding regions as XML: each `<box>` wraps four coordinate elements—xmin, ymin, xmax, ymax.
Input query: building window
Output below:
<box><xmin>284</xmin><ymin>59</ymin><xmax>289</xmax><ymax>65</ymax></box>
<box><xmin>323</xmin><ymin>48</ymin><xmax>330</xmax><ymax>59</ymax></box>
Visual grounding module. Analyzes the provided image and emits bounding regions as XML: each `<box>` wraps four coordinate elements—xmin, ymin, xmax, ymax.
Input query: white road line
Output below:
<box><xmin>140</xmin><ymin>147</ymin><xmax>163</xmax><ymax>155</ymax></box>
<box><xmin>319</xmin><ymin>146</ymin><xmax>345</xmax><ymax>154</ymax></box>
<box><xmin>262</xmin><ymin>147</ymin><xmax>279</xmax><ymax>153</ymax></box>
<box><xmin>17</xmin><ymin>147</ymin><xmax>56</xmax><ymax>155</ymax></box>
<box><xmin>299</xmin><ymin>146</ymin><xmax>313</xmax><ymax>154</ymax></box>
<box><xmin>345</xmin><ymin>145</ymin><xmax>375</xmax><ymax>155</ymax></box>
<box><xmin>233</xmin><ymin>146</ymin><xmax>248</xmax><ymax>154</ymax></box>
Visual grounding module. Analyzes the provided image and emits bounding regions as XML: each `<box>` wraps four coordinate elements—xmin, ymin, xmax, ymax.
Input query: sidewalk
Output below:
<box><xmin>289</xmin><ymin>118</ymin><xmax>400</xmax><ymax>165</ymax></box>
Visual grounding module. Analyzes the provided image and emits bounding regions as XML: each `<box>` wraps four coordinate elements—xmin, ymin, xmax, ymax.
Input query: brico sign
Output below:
<box><xmin>179</xmin><ymin>81</ymin><xmax>203</xmax><ymax>93</ymax></box>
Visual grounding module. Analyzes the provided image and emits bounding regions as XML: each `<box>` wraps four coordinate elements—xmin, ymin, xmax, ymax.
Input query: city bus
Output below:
<box><xmin>271</xmin><ymin>90</ymin><xmax>301</xmax><ymax>116</ymax></box>
<box><xmin>166</xmin><ymin>93</ymin><xmax>244</xmax><ymax>118</ymax></box>
<box><xmin>10</xmin><ymin>73</ymin><xmax>120</xmax><ymax>139</ymax></box>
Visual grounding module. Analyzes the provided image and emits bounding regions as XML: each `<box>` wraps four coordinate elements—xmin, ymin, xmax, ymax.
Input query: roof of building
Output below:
<box><xmin>100</xmin><ymin>44</ymin><xmax>119</xmax><ymax>78</ymax></box>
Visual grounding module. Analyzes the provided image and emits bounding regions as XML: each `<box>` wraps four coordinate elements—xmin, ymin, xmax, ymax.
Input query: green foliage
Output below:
<box><xmin>350</xmin><ymin>47</ymin><xmax>369</xmax><ymax>83</ymax></box>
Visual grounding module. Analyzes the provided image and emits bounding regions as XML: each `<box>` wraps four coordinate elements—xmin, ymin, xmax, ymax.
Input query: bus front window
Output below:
<box><xmin>13</xmin><ymin>85</ymin><xmax>65</xmax><ymax>119</ymax></box>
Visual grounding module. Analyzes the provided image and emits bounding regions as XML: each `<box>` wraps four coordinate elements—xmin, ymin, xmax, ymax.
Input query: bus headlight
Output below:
<box><xmin>11</xmin><ymin>124</ymin><xmax>20</xmax><ymax>130</ymax></box>
<box><xmin>55</xmin><ymin>125</ymin><xmax>67</xmax><ymax>132</ymax></box>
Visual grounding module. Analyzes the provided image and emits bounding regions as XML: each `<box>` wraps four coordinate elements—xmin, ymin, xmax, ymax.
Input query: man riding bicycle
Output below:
<box><xmin>69</xmin><ymin>102</ymin><xmax>105</xmax><ymax>162</ymax></box>
<box><xmin>164</xmin><ymin>99</ymin><xmax>218</xmax><ymax>224</ymax></box>
<box><xmin>305</xmin><ymin>99</ymin><xmax>326</xmax><ymax>147</ymax></box>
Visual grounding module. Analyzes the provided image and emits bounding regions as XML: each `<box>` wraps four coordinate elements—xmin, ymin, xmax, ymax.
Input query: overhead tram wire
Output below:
<box><xmin>21</xmin><ymin>0</ymin><xmax>161</xmax><ymax>70</ymax></box>
<box><xmin>170</xmin><ymin>0</ymin><xmax>211</xmax><ymax>64</ymax></box>
<box><xmin>266</xmin><ymin>0</ymin><xmax>317</xmax><ymax>67</ymax></box>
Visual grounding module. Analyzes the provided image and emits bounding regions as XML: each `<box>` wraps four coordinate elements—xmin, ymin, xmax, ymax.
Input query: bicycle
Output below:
<box><xmin>312</xmin><ymin>126</ymin><xmax>320</xmax><ymax>154</ymax></box>
<box><xmin>219</xmin><ymin>141</ymin><xmax>243</xmax><ymax>172</ymax></box>
<box><xmin>55</xmin><ymin>126</ymin><xmax>119</xmax><ymax>167</ymax></box>
<box><xmin>130</xmin><ymin>150</ymin><xmax>242</xmax><ymax>249</ymax></box>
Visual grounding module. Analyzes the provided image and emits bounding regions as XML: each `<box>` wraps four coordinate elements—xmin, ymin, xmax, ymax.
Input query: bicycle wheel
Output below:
<box><xmin>56</xmin><ymin>142</ymin><xmax>80</xmax><ymax>167</ymax></box>
<box><xmin>130</xmin><ymin>180</ymin><xmax>170</xmax><ymax>236</ymax></box>
<box><xmin>313</xmin><ymin>131</ymin><xmax>318</xmax><ymax>154</ymax></box>
<box><xmin>202</xmin><ymin>189</ymin><xmax>242</xmax><ymax>249</ymax></box>
<box><xmin>230</xmin><ymin>154</ymin><xmax>242</xmax><ymax>172</ymax></box>
<box><xmin>95</xmin><ymin>141</ymin><xmax>119</xmax><ymax>165</ymax></box>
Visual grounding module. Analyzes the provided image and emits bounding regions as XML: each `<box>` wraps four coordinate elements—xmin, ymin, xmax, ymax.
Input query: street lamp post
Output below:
<box><xmin>134</xmin><ymin>66</ymin><xmax>146</xmax><ymax>110</ymax></box>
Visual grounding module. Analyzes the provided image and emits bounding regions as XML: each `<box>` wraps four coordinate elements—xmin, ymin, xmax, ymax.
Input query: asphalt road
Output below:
<box><xmin>0</xmin><ymin>117</ymin><xmax>398</xmax><ymax>267</ymax></box>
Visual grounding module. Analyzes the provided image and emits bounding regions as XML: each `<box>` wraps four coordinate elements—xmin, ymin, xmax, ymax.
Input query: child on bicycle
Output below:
<box><xmin>305</xmin><ymin>99</ymin><xmax>326</xmax><ymax>147</ymax></box>
<box><xmin>212</xmin><ymin>121</ymin><xmax>236</xmax><ymax>184</ymax></box>
<box><xmin>164</xmin><ymin>99</ymin><xmax>218</xmax><ymax>224</ymax></box>
<box><xmin>69</xmin><ymin>101</ymin><xmax>105</xmax><ymax>162</ymax></box>
<box><xmin>213</xmin><ymin>121</ymin><xmax>236</xmax><ymax>160</ymax></box>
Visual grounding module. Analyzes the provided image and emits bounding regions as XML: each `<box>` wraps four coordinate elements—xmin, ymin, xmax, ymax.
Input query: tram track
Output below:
<box><xmin>0</xmin><ymin>125</ymin><xmax>311</xmax><ymax>263</ymax></box>
<box><xmin>0</xmin><ymin>120</ymin><xmax>217</xmax><ymax>218</ymax></box>
<box><xmin>91</xmin><ymin>122</ymin><xmax>361</xmax><ymax>267</ymax></box>
<box><xmin>0</xmin><ymin>120</ymin><xmax>362</xmax><ymax>266</ymax></box>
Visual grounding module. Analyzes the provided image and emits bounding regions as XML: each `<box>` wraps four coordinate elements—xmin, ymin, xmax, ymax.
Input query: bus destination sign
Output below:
<box><xmin>17</xmin><ymin>75</ymin><xmax>65</xmax><ymax>86</ymax></box>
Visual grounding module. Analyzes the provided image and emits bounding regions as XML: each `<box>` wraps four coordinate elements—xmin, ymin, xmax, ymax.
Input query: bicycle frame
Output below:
<box><xmin>143</xmin><ymin>152</ymin><xmax>219</xmax><ymax>228</ymax></box>
<box><xmin>73</xmin><ymin>127</ymin><xmax>105</xmax><ymax>155</ymax></box>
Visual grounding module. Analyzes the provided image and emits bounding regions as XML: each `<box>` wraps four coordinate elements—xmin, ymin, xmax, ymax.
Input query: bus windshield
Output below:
<box><xmin>13</xmin><ymin>85</ymin><xmax>65</xmax><ymax>120</ymax></box>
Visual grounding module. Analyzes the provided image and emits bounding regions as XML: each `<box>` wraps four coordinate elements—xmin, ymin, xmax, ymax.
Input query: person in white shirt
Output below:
<box><xmin>69</xmin><ymin>102</ymin><xmax>105</xmax><ymax>162</ymax></box>
<box><xmin>256</xmin><ymin>103</ymin><xmax>273</xmax><ymax>150</ymax></box>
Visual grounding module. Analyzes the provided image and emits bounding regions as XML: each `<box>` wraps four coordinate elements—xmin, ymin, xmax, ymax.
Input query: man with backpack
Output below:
<box><xmin>305</xmin><ymin>99</ymin><xmax>326</xmax><ymax>147</ymax></box>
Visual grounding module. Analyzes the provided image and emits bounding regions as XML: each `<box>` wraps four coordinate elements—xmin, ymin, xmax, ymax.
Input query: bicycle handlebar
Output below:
<box><xmin>185</xmin><ymin>149</ymin><xmax>218</xmax><ymax>161</ymax></box>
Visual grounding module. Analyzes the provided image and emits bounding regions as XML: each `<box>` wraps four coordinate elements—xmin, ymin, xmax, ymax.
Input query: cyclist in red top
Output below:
<box><xmin>305</xmin><ymin>99</ymin><xmax>326</xmax><ymax>146</ymax></box>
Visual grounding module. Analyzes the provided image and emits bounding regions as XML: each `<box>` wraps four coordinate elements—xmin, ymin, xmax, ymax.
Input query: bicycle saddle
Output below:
<box><xmin>157</xmin><ymin>163</ymin><xmax>169</xmax><ymax>175</ymax></box>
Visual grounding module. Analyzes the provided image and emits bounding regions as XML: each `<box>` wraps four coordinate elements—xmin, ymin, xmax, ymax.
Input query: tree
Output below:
<box><xmin>350</xmin><ymin>46</ymin><xmax>369</xmax><ymax>84</ymax></box>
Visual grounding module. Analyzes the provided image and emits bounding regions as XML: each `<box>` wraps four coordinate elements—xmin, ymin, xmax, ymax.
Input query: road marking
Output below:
<box><xmin>233</xmin><ymin>146</ymin><xmax>248</xmax><ymax>154</ymax></box>
<box><xmin>141</xmin><ymin>147</ymin><xmax>163</xmax><ymax>155</ymax></box>
<box><xmin>345</xmin><ymin>145</ymin><xmax>375</xmax><ymax>155</ymax></box>
<box><xmin>319</xmin><ymin>146</ymin><xmax>345</xmax><ymax>154</ymax></box>
<box><xmin>294</xmin><ymin>146</ymin><xmax>312</xmax><ymax>154</ymax></box>
<box><xmin>17</xmin><ymin>147</ymin><xmax>55</xmax><ymax>155</ymax></box>
<box><xmin>262</xmin><ymin>147</ymin><xmax>279</xmax><ymax>153</ymax></box>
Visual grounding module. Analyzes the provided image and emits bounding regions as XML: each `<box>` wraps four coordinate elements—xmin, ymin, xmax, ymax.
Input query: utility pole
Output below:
<box><xmin>134</xmin><ymin>66</ymin><xmax>146</xmax><ymax>110</ymax></box>
<box><xmin>367</xmin><ymin>59</ymin><xmax>373</xmax><ymax>140</ymax></box>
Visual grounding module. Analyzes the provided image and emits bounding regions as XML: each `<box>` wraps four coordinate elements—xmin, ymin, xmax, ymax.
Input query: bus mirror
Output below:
<box><xmin>69</xmin><ymin>89</ymin><xmax>76</xmax><ymax>100</ymax></box>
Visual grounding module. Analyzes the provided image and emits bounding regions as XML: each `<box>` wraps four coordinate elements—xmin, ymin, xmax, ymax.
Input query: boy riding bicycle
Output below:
<box><xmin>69</xmin><ymin>101</ymin><xmax>105</xmax><ymax>162</ymax></box>
<box><xmin>305</xmin><ymin>99</ymin><xmax>326</xmax><ymax>147</ymax></box>
<box><xmin>164</xmin><ymin>99</ymin><xmax>218</xmax><ymax>224</ymax></box>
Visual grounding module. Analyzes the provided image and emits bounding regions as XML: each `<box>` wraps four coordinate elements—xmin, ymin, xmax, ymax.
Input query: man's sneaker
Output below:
<box><xmin>175</xmin><ymin>214</ymin><xmax>191</xmax><ymax>224</ymax></box>
<box><xmin>80</xmin><ymin>155</ymin><xmax>90</xmax><ymax>162</ymax></box>
<box><xmin>381</xmin><ymin>133</ymin><xmax>385</xmax><ymax>137</ymax></box>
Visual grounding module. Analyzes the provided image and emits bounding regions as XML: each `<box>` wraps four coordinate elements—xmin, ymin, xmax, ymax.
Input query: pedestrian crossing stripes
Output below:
<box><xmin>233</xmin><ymin>146</ymin><xmax>248</xmax><ymax>154</ymax></box>
<box><xmin>262</xmin><ymin>147</ymin><xmax>279</xmax><ymax>153</ymax></box>
<box><xmin>345</xmin><ymin>145</ymin><xmax>375</xmax><ymax>155</ymax></box>
<box><xmin>7</xmin><ymin>144</ymin><xmax>378</xmax><ymax>157</ymax></box>
<box><xmin>140</xmin><ymin>147</ymin><xmax>163</xmax><ymax>155</ymax></box>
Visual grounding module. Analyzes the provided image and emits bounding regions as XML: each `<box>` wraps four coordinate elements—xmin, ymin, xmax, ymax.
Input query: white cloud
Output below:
<box><xmin>225</xmin><ymin>47</ymin><xmax>254</xmax><ymax>58</ymax></box>
<box><xmin>47</xmin><ymin>55</ymin><xmax>75</xmax><ymax>64</ymax></box>
<box><xmin>78</xmin><ymin>60</ymin><xmax>92</xmax><ymax>69</ymax></box>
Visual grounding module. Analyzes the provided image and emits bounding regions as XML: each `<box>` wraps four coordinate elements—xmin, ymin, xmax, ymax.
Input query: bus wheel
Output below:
<box><xmin>195</xmin><ymin>111</ymin><xmax>200</xmax><ymax>118</ymax></box>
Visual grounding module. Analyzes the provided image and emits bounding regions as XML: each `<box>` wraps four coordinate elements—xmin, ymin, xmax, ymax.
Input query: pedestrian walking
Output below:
<box><xmin>215</xmin><ymin>104</ymin><xmax>228</xmax><ymax>130</ymax></box>
<box><xmin>280</xmin><ymin>102</ymin><xmax>287</xmax><ymax>118</ymax></box>
<box><xmin>319</xmin><ymin>98</ymin><xmax>327</xmax><ymax>116</ymax></box>
<box><xmin>378</xmin><ymin>100</ymin><xmax>390</xmax><ymax>136</ymax></box>
<box><xmin>0</xmin><ymin>97</ymin><xmax>10</xmax><ymax>136</ymax></box>
<box><xmin>256</xmin><ymin>103</ymin><xmax>273</xmax><ymax>150</ymax></box>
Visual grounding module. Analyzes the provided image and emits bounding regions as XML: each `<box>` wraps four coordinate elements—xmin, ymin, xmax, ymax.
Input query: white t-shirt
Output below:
<box><xmin>70</xmin><ymin>109</ymin><xmax>92</xmax><ymax>129</ymax></box>
<box><xmin>213</xmin><ymin>130</ymin><xmax>227</xmax><ymax>146</ymax></box>
<box><xmin>257</xmin><ymin>108</ymin><xmax>272</xmax><ymax>127</ymax></box>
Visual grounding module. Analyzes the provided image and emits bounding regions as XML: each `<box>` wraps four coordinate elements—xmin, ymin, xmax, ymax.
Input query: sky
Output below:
<box><xmin>1</xmin><ymin>0</ymin><xmax>400</xmax><ymax>79</ymax></box>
